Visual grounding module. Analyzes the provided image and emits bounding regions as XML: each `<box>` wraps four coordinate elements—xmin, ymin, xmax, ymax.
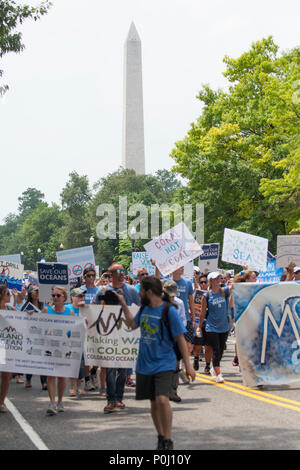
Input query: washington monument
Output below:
<box><xmin>122</xmin><ymin>22</ymin><xmax>145</xmax><ymax>174</ymax></box>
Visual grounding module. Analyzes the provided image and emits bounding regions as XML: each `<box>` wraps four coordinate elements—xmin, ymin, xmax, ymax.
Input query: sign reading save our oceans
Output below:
<box><xmin>37</xmin><ymin>262</ymin><xmax>69</xmax><ymax>303</ymax></box>
<box><xmin>232</xmin><ymin>281</ymin><xmax>300</xmax><ymax>387</ymax></box>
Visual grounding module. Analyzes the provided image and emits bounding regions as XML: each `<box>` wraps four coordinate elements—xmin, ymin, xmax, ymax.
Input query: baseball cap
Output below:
<box><xmin>194</xmin><ymin>266</ymin><xmax>200</xmax><ymax>273</ymax></box>
<box><xmin>294</xmin><ymin>267</ymin><xmax>300</xmax><ymax>273</ymax></box>
<box><xmin>163</xmin><ymin>280</ymin><xmax>178</xmax><ymax>297</ymax></box>
<box><xmin>70</xmin><ymin>287</ymin><xmax>85</xmax><ymax>297</ymax></box>
<box><xmin>207</xmin><ymin>272</ymin><xmax>222</xmax><ymax>281</ymax></box>
<box><xmin>28</xmin><ymin>285</ymin><xmax>38</xmax><ymax>294</ymax></box>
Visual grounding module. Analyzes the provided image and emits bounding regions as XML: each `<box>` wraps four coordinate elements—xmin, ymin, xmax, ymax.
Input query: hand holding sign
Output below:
<box><xmin>144</xmin><ymin>222</ymin><xmax>203</xmax><ymax>277</ymax></box>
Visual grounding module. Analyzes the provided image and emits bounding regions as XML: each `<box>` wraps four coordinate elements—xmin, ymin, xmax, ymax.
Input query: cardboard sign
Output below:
<box><xmin>56</xmin><ymin>246</ymin><xmax>95</xmax><ymax>280</ymax></box>
<box><xmin>144</xmin><ymin>222</ymin><xmax>203</xmax><ymax>277</ymax></box>
<box><xmin>37</xmin><ymin>262</ymin><xmax>69</xmax><ymax>303</ymax></box>
<box><xmin>222</xmin><ymin>228</ymin><xmax>268</xmax><ymax>271</ymax></box>
<box><xmin>0</xmin><ymin>259</ymin><xmax>24</xmax><ymax>292</ymax></box>
<box><xmin>132</xmin><ymin>252</ymin><xmax>155</xmax><ymax>276</ymax></box>
<box><xmin>276</xmin><ymin>235</ymin><xmax>300</xmax><ymax>268</ymax></box>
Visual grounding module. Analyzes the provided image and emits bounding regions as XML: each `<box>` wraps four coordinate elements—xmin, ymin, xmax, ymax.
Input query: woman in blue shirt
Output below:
<box><xmin>199</xmin><ymin>272</ymin><xmax>232</xmax><ymax>383</ymax></box>
<box><xmin>44</xmin><ymin>286</ymin><xmax>75</xmax><ymax>415</ymax></box>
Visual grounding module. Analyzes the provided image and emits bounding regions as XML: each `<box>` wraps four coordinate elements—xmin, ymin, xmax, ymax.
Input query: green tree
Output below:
<box><xmin>171</xmin><ymin>37</ymin><xmax>300</xmax><ymax>256</ymax></box>
<box><xmin>0</xmin><ymin>0</ymin><xmax>51</xmax><ymax>96</ymax></box>
<box><xmin>18</xmin><ymin>187</ymin><xmax>45</xmax><ymax>219</ymax></box>
<box><xmin>60</xmin><ymin>171</ymin><xmax>92</xmax><ymax>249</ymax></box>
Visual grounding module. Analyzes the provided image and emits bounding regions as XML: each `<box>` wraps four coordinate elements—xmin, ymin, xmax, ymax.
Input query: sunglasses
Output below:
<box><xmin>200</xmin><ymin>280</ymin><xmax>207</xmax><ymax>284</ymax></box>
<box><xmin>139</xmin><ymin>273</ymin><xmax>148</xmax><ymax>277</ymax></box>
<box><xmin>85</xmin><ymin>273</ymin><xmax>96</xmax><ymax>278</ymax></box>
<box><xmin>75</xmin><ymin>294</ymin><xmax>84</xmax><ymax>298</ymax></box>
<box><xmin>110</xmin><ymin>269</ymin><xmax>125</xmax><ymax>274</ymax></box>
<box><xmin>52</xmin><ymin>293</ymin><xmax>62</xmax><ymax>298</ymax></box>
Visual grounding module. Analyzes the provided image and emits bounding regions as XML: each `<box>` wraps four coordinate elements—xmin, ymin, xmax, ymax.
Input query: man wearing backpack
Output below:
<box><xmin>116</xmin><ymin>275</ymin><xmax>195</xmax><ymax>450</ymax></box>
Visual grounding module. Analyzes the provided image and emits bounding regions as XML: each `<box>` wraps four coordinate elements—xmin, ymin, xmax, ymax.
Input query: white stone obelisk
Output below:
<box><xmin>122</xmin><ymin>22</ymin><xmax>145</xmax><ymax>174</ymax></box>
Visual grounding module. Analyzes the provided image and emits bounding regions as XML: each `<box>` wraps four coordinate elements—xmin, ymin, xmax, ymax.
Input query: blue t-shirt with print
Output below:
<box><xmin>133</xmin><ymin>302</ymin><xmax>186</xmax><ymax>375</ymax></box>
<box><xmin>205</xmin><ymin>287</ymin><xmax>231</xmax><ymax>333</ymax></box>
<box><xmin>173</xmin><ymin>277</ymin><xmax>194</xmax><ymax>322</ymax></box>
<box><xmin>81</xmin><ymin>286</ymin><xmax>99</xmax><ymax>305</ymax></box>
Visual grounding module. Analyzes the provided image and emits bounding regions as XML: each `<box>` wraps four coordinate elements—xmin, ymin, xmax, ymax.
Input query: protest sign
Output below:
<box><xmin>132</xmin><ymin>252</ymin><xmax>155</xmax><ymax>276</ymax></box>
<box><xmin>232</xmin><ymin>281</ymin><xmax>300</xmax><ymax>387</ymax></box>
<box><xmin>198</xmin><ymin>243</ymin><xmax>219</xmax><ymax>272</ymax></box>
<box><xmin>144</xmin><ymin>222</ymin><xmax>203</xmax><ymax>277</ymax></box>
<box><xmin>276</xmin><ymin>235</ymin><xmax>300</xmax><ymax>268</ymax></box>
<box><xmin>0</xmin><ymin>259</ymin><xmax>24</xmax><ymax>292</ymax></box>
<box><xmin>257</xmin><ymin>259</ymin><xmax>284</xmax><ymax>283</ymax></box>
<box><xmin>0</xmin><ymin>254</ymin><xmax>21</xmax><ymax>264</ymax></box>
<box><xmin>222</xmin><ymin>228</ymin><xmax>268</xmax><ymax>271</ymax></box>
<box><xmin>183</xmin><ymin>261</ymin><xmax>194</xmax><ymax>279</ymax></box>
<box><xmin>81</xmin><ymin>304</ymin><xmax>140</xmax><ymax>368</ymax></box>
<box><xmin>37</xmin><ymin>262</ymin><xmax>69</xmax><ymax>303</ymax></box>
<box><xmin>0</xmin><ymin>310</ymin><xmax>86</xmax><ymax>377</ymax></box>
<box><xmin>56</xmin><ymin>246</ymin><xmax>95</xmax><ymax>280</ymax></box>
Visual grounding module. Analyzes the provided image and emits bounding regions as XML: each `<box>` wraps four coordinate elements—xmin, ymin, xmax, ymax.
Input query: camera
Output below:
<box><xmin>96</xmin><ymin>289</ymin><xmax>120</xmax><ymax>305</ymax></box>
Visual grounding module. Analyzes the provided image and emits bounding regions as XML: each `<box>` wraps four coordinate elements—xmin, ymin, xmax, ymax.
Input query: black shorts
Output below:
<box><xmin>184</xmin><ymin>320</ymin><xmax>194</xmax><ymax>343</ymax></box>
<box><xmin>136</xmin><ymin>370</ymin><xmax>174</xmax><ymax>401</ymax></box>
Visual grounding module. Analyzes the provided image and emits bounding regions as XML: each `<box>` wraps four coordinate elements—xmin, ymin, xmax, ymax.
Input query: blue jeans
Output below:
<box><xmin>106</xmin><ymin>368</ymin><xmax>127</xmax><ymax>404</ymax></box>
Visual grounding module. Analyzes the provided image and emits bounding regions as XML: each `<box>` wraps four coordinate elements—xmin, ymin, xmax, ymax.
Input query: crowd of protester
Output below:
<box><xmin>0</xmin><ymin>260</ymin><xmax>299</xmax><ymax>450</ymax></box>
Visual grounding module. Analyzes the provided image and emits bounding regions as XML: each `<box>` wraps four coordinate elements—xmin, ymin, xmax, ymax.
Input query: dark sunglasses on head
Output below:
<box><xmin>52</xmin><ymin>293</ymin><xmax>62</xmax><ymax>298</ymax></box>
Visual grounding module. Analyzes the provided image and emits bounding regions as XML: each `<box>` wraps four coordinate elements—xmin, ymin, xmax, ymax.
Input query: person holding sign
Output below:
<box><xmin>0</xmin><ymin>286</ymin><xmax>16</xmax><ymax>413</ymax></box>
<box><xmin>199</xmin><ymin>273</ymin><xmax>232</xmax><ymax>383</ymax></box>
<box><xmin>43</xmin><ymin>286</ymin><xmax>75</xmax><ymax>415</ymax></box>
<box><xmin>117</xmin><ymin>276</ymin><xmax>195</xmax><ymax>450</ymax></box>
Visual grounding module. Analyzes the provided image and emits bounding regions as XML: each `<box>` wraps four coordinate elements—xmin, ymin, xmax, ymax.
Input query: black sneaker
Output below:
<box><xmin>163</xmin><ymin>439</ymin><xmax>174</xmax><ymax>450</ymax></box>
<box><xmin>156</xmin><ymin>435</ymin><xmax>164</xmax><ymax>450</ymax></box>
<box><xmin>204</xmin><ymin>364</ymin><xmax>210</xmax><ymax>375</ymax></box>
<box><xmin>193</xmin><ymin>356</ymin><xmax>199</xmax><ymax>371</ymax></box>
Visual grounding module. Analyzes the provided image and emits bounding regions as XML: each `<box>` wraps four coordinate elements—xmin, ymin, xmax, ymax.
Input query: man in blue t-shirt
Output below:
<box><xmin>81</xmin><ymin>267</ymin><xmax>99</xmax><ymax>304</ymax></box>
<box><xmin>118</xmin><ymin>275</ymin><xmax>195</xmax><ymax>451</ymax></box>
<box><xmin>94</xmin><ymin>263</ymin><xmax>140</xmax><ymax>414</ymax></box>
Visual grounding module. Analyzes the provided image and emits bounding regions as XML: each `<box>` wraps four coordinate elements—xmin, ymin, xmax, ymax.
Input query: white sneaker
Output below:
<box><xmin>56</xmin><ymin>402</ymin><xmax>65</xmax><ymax>412</ymax></box>
<box><xmin>46</xmin><ymin>403</ymin><xmax>57</xmax><ymax>416</ymax></box>
<box><xmin>0</xmin><ymin>404</ymin><xmax>8</xmax><ymax>413</ymax></box>
<box><xmin>210</xmin><ymin>367</ymin><xmax>217</xmax><ymax>379</ymax></box>
<box><xmin>216</xmin><ymin>374</ymin><xmax>224</xmax><ymax>383</ymax></box>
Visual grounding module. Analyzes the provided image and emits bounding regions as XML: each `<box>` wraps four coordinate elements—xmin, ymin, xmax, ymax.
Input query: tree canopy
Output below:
<box><xmin>170</xmin><ymin>37</ymin><xmax>300</xmax><ymax>253</ymax></box>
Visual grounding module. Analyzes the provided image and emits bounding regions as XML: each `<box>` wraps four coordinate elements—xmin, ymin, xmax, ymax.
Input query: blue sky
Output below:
<box><xmin>0</xmin><ymin>0</ymin><xmax>299</xmax><ymax>223</ymax></box>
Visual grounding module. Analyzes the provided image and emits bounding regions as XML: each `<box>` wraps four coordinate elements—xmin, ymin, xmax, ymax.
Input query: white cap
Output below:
<box><xmin>294</xmin><ymin>267</ymin><xmax>300</xmax><ymax>273</ymax></box>
<box><xmin>207</xmin><ymin>272</ymin><xmax>222</xmax><ymax>281</ymax></box>
<box><xmin>194</xmin><ymin>266</ymin><xmax>200</xmax><ymax>272</ymax></box>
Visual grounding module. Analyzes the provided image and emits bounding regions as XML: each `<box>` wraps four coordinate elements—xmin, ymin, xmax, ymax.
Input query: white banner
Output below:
<box><xmin>144</xmin><ymin>222</ymin><xmax>203</xmax><ymax>277</ymax></box>
<box><xmin>222</xmin><ymin>228</ymin><xmax>268</xmax><ymax>271</ymax></box>
<box><xmin>81</xmin><ymin>304</ymin><xmax>140</xmax><ymax>368</ymax></box>
<box><xmin>0</xmin><ymin>310</ymin><xmax>86</xmax><ymax>378</ymax></box>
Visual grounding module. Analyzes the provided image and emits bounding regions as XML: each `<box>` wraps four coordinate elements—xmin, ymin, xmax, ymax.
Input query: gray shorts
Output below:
<box><xmin>136</xmin><ymin>370</ymin><xmax>174</xmax><ymax>401</ymax></box>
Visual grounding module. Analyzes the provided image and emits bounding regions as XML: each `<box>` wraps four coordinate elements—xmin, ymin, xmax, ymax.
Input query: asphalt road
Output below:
<box><xmin>1</xmin><ymin>337</ymin><xmax>300</xmax><ymax>451</ymax></box>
